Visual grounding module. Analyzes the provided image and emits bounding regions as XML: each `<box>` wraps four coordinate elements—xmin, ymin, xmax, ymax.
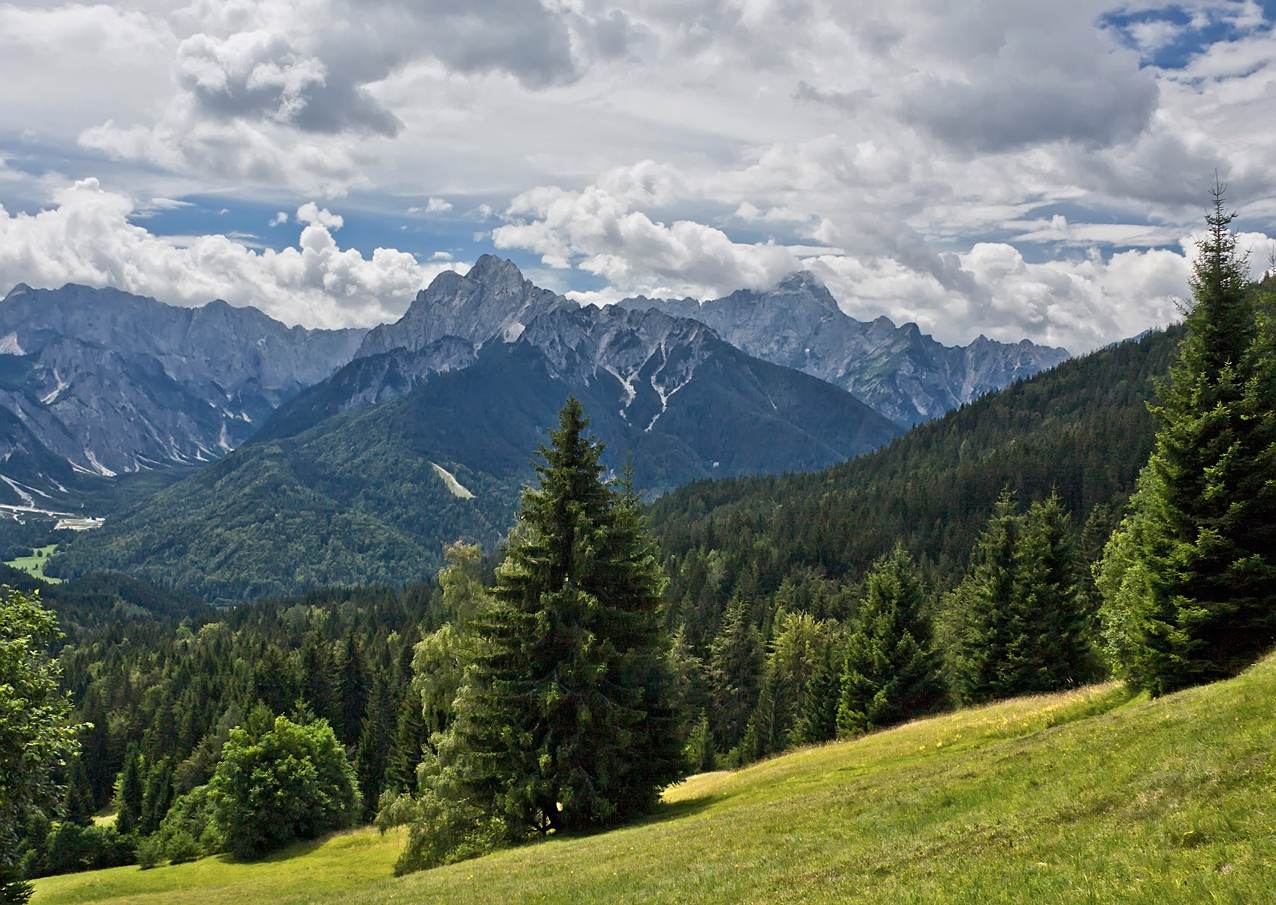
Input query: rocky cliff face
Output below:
<box><xmin>618</xmin><ymin>273</ymin><xmax>1071</xmax><ymax>426</ymax></box>
<box><xmin>0</xmin><ymin>283</ymin><xmax>367</xmax><ymax>480</ymax></box>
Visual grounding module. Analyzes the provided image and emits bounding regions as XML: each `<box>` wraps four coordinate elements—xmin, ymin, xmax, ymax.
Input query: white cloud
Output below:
<box><xmin>425</xmin><ymin>197</ymin><xmax>453</xmax><ymax>213</ymax></box>
<box><xmin>493</xmin><ymin>181</ymin><xmax>801</xmax><ymax>298</ymax></box>
<box><xmin>296</xmin><ymin>202</ymin><xmax>344</xmax><ymax>230</ymax></box>
<box><xmin>0</xmin><ymin>179</ymin><xmax>465</xmax><ymax>329</ymax></box>
<box><xmin>269</xmin><ymin>211</ymin><xmax>289</xmax><ymax>226</ymax></box>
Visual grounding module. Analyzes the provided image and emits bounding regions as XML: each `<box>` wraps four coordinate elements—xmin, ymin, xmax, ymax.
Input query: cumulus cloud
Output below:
<box><xmin>0</xmin><ymin>179</ymin><xmax>465</xmax><ymax>329</ymax></box>
<box><xmin>493</xmin><ymin>182</ymin><xmax>801</xmax><ymax>298</ymax></box>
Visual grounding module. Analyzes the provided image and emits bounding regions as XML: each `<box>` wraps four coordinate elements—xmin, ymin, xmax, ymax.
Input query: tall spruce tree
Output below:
<box><xmin>944</xmin><ymin>492</ymin><xmax>1021</xmax><ymax>704</ymax></box>
<box><xmin>837</xmin><ymin>547</ymin><xmax>943</xmax><ymax>735</ymax></box>
<box><xmin>1099</xmin><ymin>190</ymin><xmax>1276</xmax><ymax>693</ymax></box>
<box><xmin>442</xmin><ymin>399</ymin><xmax>683</xmax><ymax>839</ymax></box>
<box><xmin>113</xmin><ymin>745</ymin><xmax>143</xmax><ymax>836</ymax></box>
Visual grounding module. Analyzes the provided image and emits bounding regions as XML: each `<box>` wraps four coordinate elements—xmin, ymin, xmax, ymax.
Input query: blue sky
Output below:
<box><xmin>2</xmin><ymin>0</ymin><xmax>1275</xmax><ymax>350</ymax></box>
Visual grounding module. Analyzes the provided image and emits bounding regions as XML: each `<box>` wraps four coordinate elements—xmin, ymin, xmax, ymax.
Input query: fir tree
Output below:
<box><xmin>706</xmin><ymin>596</ymin><xmax>763</xmax><ymax>754</ymax></box>
<box><xmin>1013</xmin><ymin>495</ymin><xmax>1093</xmax><ymax>689</ymax></box>
<box><xmin>442</xmin><ymin>398</ymin><xmax>683</xmax><ymax>838</ymax></box>
<box><xmin>944</xmin><ymin>493</ymin><xmax>1089</xmax><ymax>703</ymax></box>
<box><xmin>337</xmin><ymin>633</ymin><xmax>368</xmax><ymax>747</ymax></box>
<box><xmin>385</xmin><ymin>685</ymin><xmax>427</xmax><ymax>794</ymax></box>
<box><xmin>837</xmin><ymin>548</ymin><xmax>943</xmax><ymax>735</ymax></box>
<box><xmin>1099</xmin><ymin>189</ymin><xmax>1276</xmax><ymax>693</ymax></box>
<box><xmin>791</xmin><ymin>637</ymin><xmax>841</xmax><ymax>746</ymax></box>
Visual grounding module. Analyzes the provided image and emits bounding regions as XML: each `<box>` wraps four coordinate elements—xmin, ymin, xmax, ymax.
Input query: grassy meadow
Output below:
<box><xmin>35</xmin><ymin>654</ymin><xmax>1276</xmax><ymax>905</ymax></box>
<box><xmin>6</xmin><ymin>545</ymin><xmax>61</xmax><ymax>582</ymax></box>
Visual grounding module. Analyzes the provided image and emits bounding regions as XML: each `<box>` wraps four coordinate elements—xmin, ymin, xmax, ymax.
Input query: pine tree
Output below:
<box><xmin>791</xmin><ymin>636</ymin><xmax>841</xmax><ymax>746</ymax></box>
<box><xmin>337</xmin><ymin>633</ymin><xmax>368</xmax><ymax>747</ymax></box>
<box><xmin>1099</xmin><ymin>189</ymin><xmax>1276</xmax><ymax>693</ymax></box>
<box><xmin>354</xmin><ymin>671</ymin><xmax>396</xmax><ymax>821</ymax></box>
<box><xmin>706</xmin><ymin>596</ymin><xmax>762</xmax><ymax>754</ymax></box>
<box><xmin>945</xmin><ymin>492</ymin><xmax>1093</xmax><ymax>703</ymax></box>
<box><xmin>443</xmin><ymin>398</ymin><xmax>683</xmax><ymax>838</ymax></box>
<box><xmin>837</xmin><ymin>547</ymin><xmax>943</xmax><ymax>735</ymax></box>
<box><xmin>1012</xmin><ymin>495</ymin><xmax>1093</xmax><ymax>690</ymax></box>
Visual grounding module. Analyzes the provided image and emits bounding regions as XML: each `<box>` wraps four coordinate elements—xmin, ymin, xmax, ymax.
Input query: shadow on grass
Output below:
<box><xmin>213</xmin><ymin>833</ymin><xmax>336</xmax><ymax>866</ymax></box>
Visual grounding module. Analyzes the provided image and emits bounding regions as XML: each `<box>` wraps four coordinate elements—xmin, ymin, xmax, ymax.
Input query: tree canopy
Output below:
<box><xmin>1</xmin><ymin>588</ymin><xmax>79</xmax><ymax>903</ymax></box>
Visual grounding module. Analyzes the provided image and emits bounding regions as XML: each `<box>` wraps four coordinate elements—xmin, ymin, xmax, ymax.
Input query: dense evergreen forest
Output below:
<box><xmin>650</xmin><ymin>325</ymin><xmax>1183</xmax><ymax>647</ymax></box>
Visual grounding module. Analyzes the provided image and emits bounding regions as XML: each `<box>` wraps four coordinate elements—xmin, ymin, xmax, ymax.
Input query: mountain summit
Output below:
<box><xmin>618</xmin><ymin>273</ymin><xmax>1071</xmax><ymax>426</ymax></box>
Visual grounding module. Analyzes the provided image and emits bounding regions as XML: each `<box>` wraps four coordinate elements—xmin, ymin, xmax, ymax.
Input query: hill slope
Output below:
<box><xmin>34</xmin><ymin>653</ymin><xmax>1276</xmax><ymax>904</ymax></box>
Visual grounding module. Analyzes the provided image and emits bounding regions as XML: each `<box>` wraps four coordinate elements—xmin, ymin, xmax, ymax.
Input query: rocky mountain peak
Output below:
<box><xmin>618</xmin><ymin>270</ymin><xmax>1071</xmax><ymax>427</ymax></box>
<box><xmin>355</xmin><ymin>255</ymin><xmax>572</xmax><ymax>358</ymax></box>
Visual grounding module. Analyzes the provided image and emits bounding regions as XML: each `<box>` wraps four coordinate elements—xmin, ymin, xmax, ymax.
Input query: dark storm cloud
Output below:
<box><xmin>904</xmin><ymin>27</ymin><xmax>1159</xmax><ymax>153</ymax></box>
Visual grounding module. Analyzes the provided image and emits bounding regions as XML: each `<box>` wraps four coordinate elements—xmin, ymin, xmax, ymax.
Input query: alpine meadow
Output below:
<box><xmin>4</xmin><ymin>3</ymin><xmax>1276</xmax><ymax>903</ymax></box>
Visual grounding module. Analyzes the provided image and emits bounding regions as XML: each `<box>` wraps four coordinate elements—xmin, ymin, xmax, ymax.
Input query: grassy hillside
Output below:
<box><xmin>36</xmin><ymin>650</ymin><xmax>1276</xmax><ymax>905</ymax></box>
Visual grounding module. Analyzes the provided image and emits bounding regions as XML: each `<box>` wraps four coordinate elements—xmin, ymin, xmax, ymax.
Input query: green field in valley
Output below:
<box><xmin>34</xmin><ymin>654</ymin><xmax>1276</xmax><ymax>905</ymax></box>
<box><xmin>6</xmin><ymin>545</ymin><xmax>61</xmax><ymax>583</ymax></box>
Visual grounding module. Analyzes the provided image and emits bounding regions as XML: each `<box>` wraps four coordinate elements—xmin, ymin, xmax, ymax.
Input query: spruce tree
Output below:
<box><xmin>944</xmin><ymin>492</ymin><xmax>1021</xmax><ymax>704</ymax></box>
<box><xmin>114</xmin><ymin>746</ymin><xmax>143</xmax><ymax>836</ymax></box>
<box><xmin>837</xmin><ymin>547</ymin><xmax>943</xmax><ymax>735</ymax></box>
<box><xmin>1099</xmin><ymin>190</ymin><xmax>1276</xmax><ymax>693</ymax></box>
<box><xmin>445</xmin><ymin>398</ymin><xmax>683</xmax><ymax>837</ymax></box>
<box><xmin>385</xmin><ymin>686</ymin><xmax>427</xmax><ymax>794</ymax></box>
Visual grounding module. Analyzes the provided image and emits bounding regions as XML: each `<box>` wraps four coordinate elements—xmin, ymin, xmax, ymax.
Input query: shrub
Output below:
<box><xmin>208</xmin><ymin>714</ymin><xmax>360</xmax><ymax>860</ymax></box>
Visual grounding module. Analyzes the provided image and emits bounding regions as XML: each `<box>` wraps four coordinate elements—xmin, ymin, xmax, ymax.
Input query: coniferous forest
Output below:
<box><xmin>2</xmin><ymin>199</ymin><xmax>1274</xmax><ymax>896</ymax></box>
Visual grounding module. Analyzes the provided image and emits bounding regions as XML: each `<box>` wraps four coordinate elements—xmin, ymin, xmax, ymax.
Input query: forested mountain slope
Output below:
<box><xmin>650</xmin><ymin>325</ymin><xmax>1183</xmax><ymax>640</ymax></box>
<box><xmin>52</xmin><ymin>327</ymin><xmax>898</xmax><ymax>601</ymax></box>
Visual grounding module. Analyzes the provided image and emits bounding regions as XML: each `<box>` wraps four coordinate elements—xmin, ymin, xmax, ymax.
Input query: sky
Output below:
<box><xmin>2</xmin><ymin>1</ymin><xmax>1276</xmax><ymax>352</ymax></box>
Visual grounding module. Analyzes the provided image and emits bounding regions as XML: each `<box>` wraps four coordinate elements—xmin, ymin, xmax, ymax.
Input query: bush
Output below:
<box><xmin>208</xmin><ymin>714</ymin><xmax>360</xmax><ymax>860</ymax></box>
<box><xmin>20</xmin><ymin>822</ymin><xmax>135</xmax><ymax>878</ymax></box>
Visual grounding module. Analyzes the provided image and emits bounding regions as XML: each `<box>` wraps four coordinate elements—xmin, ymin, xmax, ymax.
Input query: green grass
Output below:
<box><xmin>35</xmin><ymin>654</ymin><xmax>1276</xmax><ymax>905</ymax></box>
<box><xmin>7</xmin><ymin>545</ymin><xmax>62</xmax><ymax>583</ymax></box>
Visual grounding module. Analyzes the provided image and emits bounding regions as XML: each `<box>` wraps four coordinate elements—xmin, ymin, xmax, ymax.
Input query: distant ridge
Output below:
<box><xmin>0</xmin><ymin>283</ymin><xmax>367</xmax><ymax>492</ymax></box>
<box><xmin>618</xmin><ymin>272</ymin><xmax>1071</xmax><ymax>426</ymax></box>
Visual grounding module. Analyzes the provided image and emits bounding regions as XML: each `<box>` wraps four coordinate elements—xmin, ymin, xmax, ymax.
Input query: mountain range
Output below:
<box><xmin>51</xmin><ymin>258</ymin><xmax>903</xmax><ymax>600</ymax></box>
<box><xmin>0</xmin><ymin>283</ymin><xmax>365</xmax><ymax>499</ymax></box>
<box><xmin>1</xmin><ymin>257</ymin><xmax>1079</xmax><ymax>599</ymax></box>
<box><xmin>618</xmin><ymin>273</ymin><xmax>1070</xmax><ymax>426</ymax></box>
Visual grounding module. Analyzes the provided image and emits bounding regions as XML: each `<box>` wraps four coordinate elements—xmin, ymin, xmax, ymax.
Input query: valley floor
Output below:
<box><xmin>35</xmin><ymin>655</ymin><xmax>1276</xmax><ymax>905</ymax></box>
